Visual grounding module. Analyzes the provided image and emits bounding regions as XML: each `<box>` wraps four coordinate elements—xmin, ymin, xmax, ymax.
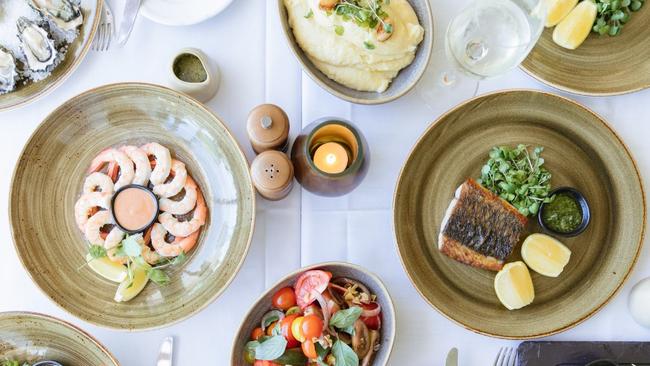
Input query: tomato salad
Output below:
<box><xmin>244</xmin><ymin>270</ymin><xmax>383</xmax><ymax>366</ymax></box>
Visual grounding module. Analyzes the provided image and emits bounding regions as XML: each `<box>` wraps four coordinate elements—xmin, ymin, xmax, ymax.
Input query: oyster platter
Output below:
<box><xmin>0</xmin><ymin>0</ymin><xmax>84</xmax><ymax>95</ymax></box>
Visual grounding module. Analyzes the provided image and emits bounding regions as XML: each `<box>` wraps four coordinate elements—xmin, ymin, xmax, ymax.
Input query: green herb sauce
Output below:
<box><xmin>173</xmin><ymin>54</ymin><xmax>207</xmax><ymax>83</ymax></box>
<box><xmin>542</xmin><ymin>193</ymin><xmax>583</xmax><ymax>233</ymax></box>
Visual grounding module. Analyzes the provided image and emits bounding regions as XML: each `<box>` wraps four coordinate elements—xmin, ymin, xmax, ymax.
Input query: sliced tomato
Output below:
<box><xmin>294</xmin><ymin>270</ymin><xmax>332</xmax><ymax>309</ymax></box>
<box><xmin>301</xmin><ymin>339</ymin><xmax>318</xmax><ymax>359</ymax></box>
<box><xmin>360</xmin><ymin>302</ymin><xmax>382</xmax><ymax>330</ymax></box>
<box><xmin>280</xmin><ymin>314</ymin><xmax>300</xmax><ymax>348</ymax></box>
<box><xmin>251</xmin><ymin>327</ymin><xmax>264</xmax><ymax>340</ymax></box>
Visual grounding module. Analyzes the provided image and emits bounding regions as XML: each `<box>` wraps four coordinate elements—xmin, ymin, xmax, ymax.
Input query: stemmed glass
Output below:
<box><xmin>417</xmin><ymin>0</ymin><xmax>546</xmax><ymax>108</ymax></box>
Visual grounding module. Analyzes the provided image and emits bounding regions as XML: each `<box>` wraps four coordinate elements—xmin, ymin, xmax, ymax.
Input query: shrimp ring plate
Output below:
<box><xmin>9</xmin><ymin>83</ymin><xmax>255</xmax><ymax>331</ymax></box>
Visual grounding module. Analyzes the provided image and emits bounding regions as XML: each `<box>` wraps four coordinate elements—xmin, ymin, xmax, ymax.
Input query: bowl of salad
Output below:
<box><xmin>231</xmin><ymin>262</ymin><xmax>395</xmax><ymax>366</ymax></box>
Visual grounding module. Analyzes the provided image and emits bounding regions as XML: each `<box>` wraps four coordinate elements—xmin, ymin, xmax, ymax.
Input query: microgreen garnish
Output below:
<box><xmin>592</xmin><ymin>0</ymin><xmax>645</xmax><ymax>36</ymax></box>
<box><xmin>334</xmin><ymin>0</ymin><xmax>392</xmax><ymax>32</ymax></box>
<box><xmin>335</xmin><ymin>25</ymin><xmax>345</xmax><ymax>35</ymax></box>
<box><xmin>477</xmin><ymin>145</ymin><xmax>553</xmax><ymax>217</ymax></box>
<box><xmin>363</xmin><ymin>41</ymin><xmax>375</xmax><ymax>50</ymax></box>
<box><xmin>305</xmin><ymin>9</ymin><xmax>314</xmax><ymax>18</ymax></box>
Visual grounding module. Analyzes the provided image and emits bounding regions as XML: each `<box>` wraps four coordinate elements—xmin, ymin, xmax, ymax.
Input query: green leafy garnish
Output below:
<box><xmin>332</xmin><ymin>339</ymin><xmax>358</xmax><ymax>366</ymax></box>
<box><xmin>122</xmin><ymin>235</ymin><xmax>143</xmax><ymax>257</ymax></box>
<box><xmin>334</xmin><ymin>0</ymin><xmax>391</xmax><ymax>32</ymax></box>
<box><xmin>329</xmin><ymin>306</ymin><xmax>362</xmax><ymax>330</ymax></box>
<box><xmin>146</xmin><ymin>268</ymin><xmax>170</xmax><ymax>285</ymax></box>
<box><xmin>247</xmin><ymin>335</ymin><xmax>287</xmax><ymax>361</ymax></box>
<box><xmin>363</xmin><ymin>41</ymin><xmax>375</xmax><ymax>50</ymax></box>
<box><xmin>89</xmin><ymin>244</ymin><xmax>107</xmax><ymax>259</ymax></box>
<box><xmin>273</xmin><ymin>348</ymin><xmax>308</xmax><ymax>364</ymax></box>
<box><xmin>476</xmin><ymin>145</ymin><xmax>553</xmax><ymax>217</ymax></box>
<box><xmin>305</xmin><ymin>9</ymin><xmax>314</xmax><ymax>18</ymax></box>
<box><xmin>592</xmin><ymin>0</ymin><xmax>645</xmax><ymax>36</ymax></box>
<box><xmin>335</xmin><ymin>25</ymin><xmax>345</xmax><ymax>35</ymax></box>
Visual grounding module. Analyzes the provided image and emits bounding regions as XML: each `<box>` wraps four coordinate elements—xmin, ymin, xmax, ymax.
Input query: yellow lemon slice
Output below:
<box><xmin>86</xmin><ymin>254</ymin><xmax>128</xmax><ymax>283</ymax></box>
<box><xmin>114</xmin><ymin>266</ymin><xmax>149</xmax><ymax>303</ymax></box>
<box><xmin>545</xmin><ymin>0</ymin><xmax>579</xmax><ymax>27</ymax></box>
<box><xmin>522</xmin><ymin>233</ymin><xmax>572</xmax><ymax>277</ymax></box>
<box><xmin>552</xmin><ymin>0</ymin><xmax>597</xmax><ymax>50</ymax></box>
<box><xmin>494</xmin><ymin>261</ymin><xmax>535</xmax><ymax>310</ymax></box>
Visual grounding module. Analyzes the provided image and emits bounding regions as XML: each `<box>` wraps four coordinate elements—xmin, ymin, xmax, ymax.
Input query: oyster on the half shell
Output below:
<box><xmin>0</xmin><ymin>46</ymin><xmax>18</xmax><ymax>94</ymax></box>
<box><xmin>27</xmin><ymin>0</ymin><xmax>84</xmax><ymax>31</ymax></box>
<box><xmin>17</xmin><ymin>17</ymin><xmax>58</xmax><ymax>73</ymax></box>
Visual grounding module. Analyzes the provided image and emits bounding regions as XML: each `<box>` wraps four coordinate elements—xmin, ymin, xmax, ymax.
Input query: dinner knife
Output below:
<box><xmin>446</xmin><ymin>347</ymin><xmax>459</xmax><ymax>366</ymax></box>
<box><xmin>117</xmin><ymin>0</ymin><xmax>142</xmax><ymax>46</ymax></box>
<box><xmin>156</xmin><ymin>336</ymin><xmax>173</xmax><ymax>366</ymax></box>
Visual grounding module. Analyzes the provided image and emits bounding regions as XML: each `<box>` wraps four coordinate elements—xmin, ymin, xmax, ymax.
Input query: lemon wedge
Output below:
<box><xmin>545</xmin><ymin>0</ymin><xmax>579</xmax><ymax>27</ymax></box>
<box><xmin>552</xmin><ymin>0</ymin><xmax>597</xmax><ymax>49</ymax></box>
<box><xmin>494</xmin><ymin>261</ymin><xmax>535</xmax><ymax>310</ymax></box>
<box><xmin>114</xmin><ymin>266</ymin><xmax>149</xmax><ymax>303</ymax></box>
<box><xmin>522</xmin><ymin>233</ymin><xmax>571</xmax><ymax>277</ymax></box>
<box><xmin>86</xmin><ymin>254</ymin><xmax>128</xmax><ymax>283</ymax></box>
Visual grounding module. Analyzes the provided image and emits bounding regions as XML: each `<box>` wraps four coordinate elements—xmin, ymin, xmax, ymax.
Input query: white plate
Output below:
<box><xmin>141</xmin><ymin>0</ymin><xmax>234</xmax><ymax>26</ymax></box>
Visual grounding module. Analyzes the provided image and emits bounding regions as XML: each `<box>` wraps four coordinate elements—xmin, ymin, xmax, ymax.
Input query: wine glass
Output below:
<box><xmin>418</xmin><ymin>0</ymin><xmax>546</xmax><ymax>109</ymax></box>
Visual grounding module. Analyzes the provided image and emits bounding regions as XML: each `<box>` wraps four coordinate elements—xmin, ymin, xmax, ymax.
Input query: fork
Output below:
<box><xmin>494</xmin><ymin>347</ymin><xmax>517</xmax><ymax>366</ymax></box>
<box><xmin>92</xmin><ymin>0</ymin><xmax>115</xmax><ymax>51</ymax></box>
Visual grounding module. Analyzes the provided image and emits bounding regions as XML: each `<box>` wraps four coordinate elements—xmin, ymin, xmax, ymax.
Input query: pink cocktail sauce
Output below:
<box><xmin>113</xmin><ymin>187</ymin><xmax>157</xmax><ymax>231</ymax></box>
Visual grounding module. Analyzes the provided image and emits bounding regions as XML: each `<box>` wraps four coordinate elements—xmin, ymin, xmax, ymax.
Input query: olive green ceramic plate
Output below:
<box><xmin>522</xmin><ymin>8</ymin><xmax>650</xmax><ymax>95</ymax></box>
<box><xmin>278</xmin><ymin>0</ymin><xmax>433</xmax><ymax>105</ymax></box>
<box><xmin>0</xmin><ymin>0</ymin><xmax>102</xmax><ymax>111</ymax></box>
<box><xmin>0</xmin><ymin>312</ymin><xmax>119</xmax><ymax>365</ymax></box>
<box><xmin>394</xmin><ymin>90</ymin><xmax>645</xmax><ymax>339</ymax></box>
<box><xmin>231</xmin><ymin>262</ymin><xmax>396</xmax><ymax>365</ymax></box>
<box><xmin>10</xmin><ymin>83</ymin><xmax>255</xmax><ymax>330</ymax></box>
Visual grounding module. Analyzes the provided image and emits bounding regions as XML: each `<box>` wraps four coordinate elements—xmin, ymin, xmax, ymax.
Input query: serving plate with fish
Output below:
<box><xmin>0</xmin><ymin>0</ymin><xmax>101</xmax><ymax>111</ymax></box>
<box><xmin>393</xmin><ymin>90</ymin><xmax>645</xmax><ymax>339</ymax></box>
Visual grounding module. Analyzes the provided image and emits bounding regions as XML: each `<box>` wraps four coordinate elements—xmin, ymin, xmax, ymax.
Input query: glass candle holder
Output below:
<box><xmin>291</xmin><ymin>117</ymin><xmax>369</xmax><ymax>197</ymax></box>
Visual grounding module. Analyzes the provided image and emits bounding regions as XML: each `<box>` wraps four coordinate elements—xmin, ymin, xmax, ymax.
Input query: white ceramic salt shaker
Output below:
<box><xmin>169</xmin><ymin>48</ymin><xmax>220</xmax><ymax>103</ymax></box>
<box><xmin>629</xmin><ymin>277</ymin><xmax>650</xmax><ymax>328</ymax></box>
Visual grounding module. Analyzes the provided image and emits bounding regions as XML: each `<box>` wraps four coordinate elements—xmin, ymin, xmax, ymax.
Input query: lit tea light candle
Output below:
<box><xmin>111</xmin><ymin>185</ymin><xmax>159</xmax><ymax>233</ymax></box>
<box><xmin>313</xmin><ymin>142</ymin><xmax>348</xmax><ymax>174</ymax></box>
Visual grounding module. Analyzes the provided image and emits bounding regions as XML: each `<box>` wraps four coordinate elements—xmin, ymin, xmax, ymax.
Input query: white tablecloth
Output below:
<box><xmin>1</xmin><ymin>0</ymin><xmax>649</xmax><ymax>365</ymax></box>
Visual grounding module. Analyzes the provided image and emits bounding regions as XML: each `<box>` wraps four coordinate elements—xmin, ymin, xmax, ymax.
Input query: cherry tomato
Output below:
<box><xmin>301</xmin><ymin>315</ymin><xmax>323</xmax><ymax>340</ymax></box>
<box><xmin>266</xmin><ymin>321</ymin><xmax>278</xmax><ymax>336</ymax></box>
<box><xmin>301</xmin><ymin>339</ymin><xmax>318</xmax><ymax>359</ymax></box>
<box><xmin>280</xmin><ymin>314</ymin><xmax>300</xmax><ymax>348</ymax></box>
<box><xmin>254</xmin><ymin>361</ymin><xmax>280</xmax><ymax>366</ymax></box>
<box><xmin>294</xmin><ymin>270</ymin><xmax>332</xmax><ymax>308</ymax></box>
<box><xmin>251</xmin><ymin>327</ymin><xmax>264</xmax><ymax>341</ymax></box>
<box><xmin>272</xmin><ymin>287</ymin><xmax>297</xmax><ymax>310</ymax></box>
<box><xmin>360</xmin><ymin>303</ymin><xmax>382</xmax><ymax>330</ymax></box>
<box><xmin>291</xmin><ymin>316</ymin><xmax>306</xmax><ymax>342</ymax></box>
<box><xmin>303</xmin><ymin>304</ymin><xmax>323</xmax><ymax>319</ymax></box>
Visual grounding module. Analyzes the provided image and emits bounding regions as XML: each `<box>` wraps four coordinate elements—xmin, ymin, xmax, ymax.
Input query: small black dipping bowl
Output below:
<box><xmin>538</xmin><ymin>187</ymin><xmax>591</xmax><ymax>237</ymax></box>
<box><xmin>110</xmin><ymin>184</ymin><xmax>160</xmax><ymax>234</ymax></box>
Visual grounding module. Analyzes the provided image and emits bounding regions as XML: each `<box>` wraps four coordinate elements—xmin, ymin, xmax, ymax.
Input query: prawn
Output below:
<box><xmin>159</xmin><ymin>175</ymin><xmax>198</xmax><ymax>215</ymax></box>
<box><xmin>120</xmin><ymin>145</ymin><xmax>152</xmax><ymax>186</ymax></box>
<box><xmin>151</xmin><ymin>223</ymin><xmax>200</xmax><ymax>258</ymax></box>
<box><xmin>83</xmin><ymin>172</ymin><xmax>114</xmax><ymax>194</ymax></box>
<box><xmin>74</xmin><ymin>192</ymin><xmax>111</xmax><ymax>231</ymax></box>
<box><xmin>141</xmin><ymin>142</ymin><xmax>171</xmax><ymax>185</ymax></box>
<box><xmin>158</xmin><ymin>188</ymin><xmax>207</xmax><ymax>237</ymax></box>
<box><xmin>88</xmin><ymin>148</ymin><xmax>135</xmax><ymax>190</ymax></box>
<box><xmin>153</xmin><ymin>159</ymin><xmax>187</xmax><ymax>198</ymax></box>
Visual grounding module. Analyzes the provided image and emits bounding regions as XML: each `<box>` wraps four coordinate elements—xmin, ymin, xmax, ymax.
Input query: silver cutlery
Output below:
<box><xmin>156</xmin><ymin>336</ymin><xmax>174</xmax><ymax>366</ymax></box>
<box><xmin>446</xmin><ymin>347</ymin><xmax>459</xmax><ymax>366</ymax></box>
<box><xmin>494</xmin><ymin>347</ymin><xmax>517</xmax><ymax>366</ymax></box>
<box><xmin>117</xmin><ymin>0</ymin><xmax>142</xmax><ymax>46</ymax></box>
<box><xmin>92</xmin><ymin>0</ymin><xmax>115</xmax><ymax>52</ymax></box>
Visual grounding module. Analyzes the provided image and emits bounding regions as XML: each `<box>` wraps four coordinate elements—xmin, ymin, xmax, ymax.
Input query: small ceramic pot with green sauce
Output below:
<box><xmin>538</xmin><ymin>187</ymin><xmax>591</xmax><ymax>237</ymax></box>
<box><xmin>169</xmin><ymin>48</ymin><xmax>220</xmax><ymax>103</ymax></box>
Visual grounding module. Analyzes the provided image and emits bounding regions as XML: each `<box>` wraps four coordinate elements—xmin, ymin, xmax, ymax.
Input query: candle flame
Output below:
<box><xmin>326</xmin><ymin>153</ymin><xmax>337</xmax><ymax>165</ymax></box>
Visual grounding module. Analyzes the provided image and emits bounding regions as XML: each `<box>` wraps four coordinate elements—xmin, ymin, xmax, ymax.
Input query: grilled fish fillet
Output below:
<box><xmin>438</xmin><ymin>179</ymin><xmax>527</xmax><ymax>271</ymax></box>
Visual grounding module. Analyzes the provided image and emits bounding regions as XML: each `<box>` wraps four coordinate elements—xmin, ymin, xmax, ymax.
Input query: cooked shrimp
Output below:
<box><xmin>159</xmin><ymin>175</ymin><xmax>198</xmax><ymax>215</ymax></box>
<box><xmin>74</xmin><ymin>192</ymin><xmax>111</xmax><ymax>231</ymax></box>
<box><xmin>84</xmin><ymin>211</ymin><xmax>118</xmax><ymax>245</ymax></box>
<box><xmin>151</xmin><ymin>223</ymin><xmax>200</xmax><ymax>258</ymax></box>
<box><xmin>120</xmin><ymin>145</ymin><xmax>152</xmax><ymax>186</ymax></box>
<box><xmin>153</xmin><ymin>159</ymin><xmax>187</xmax><ymax>198</ymax></box>
<box><xmin>141</xmin><ymin>142</ymin><xmax>171</xmax><ymax>185</ymax></box>
<box><xmin>158</xmin><ymin>188</ymin><xmax>207</xmax><ymax>237</ymax></box>
<box><xmin>83</xmin><ymin>172</ymin><xmax>114</xmax><ymax>194</ymax></box>
<box><xmin>89</xmin><ymin>148</ymin><xmax>135</xmax><ymax>190</ymax></box>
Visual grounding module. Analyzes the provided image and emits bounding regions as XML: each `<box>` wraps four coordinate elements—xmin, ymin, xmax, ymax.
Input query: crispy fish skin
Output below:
<box><xmin>438</xmin><ymin>179</ymin><xmax>527</xmax><ymax>271</ymax></box>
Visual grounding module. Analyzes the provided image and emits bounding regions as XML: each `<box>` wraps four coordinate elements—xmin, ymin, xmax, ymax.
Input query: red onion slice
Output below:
<box><xmin>361</xmin><ymin>302</ymin><xmax>381</xmax><ymax>318</ymax></box>
<box><xmin>312</xmin><ymin>290</ymin><xmax>330</xmax><ymax>330</ymax></box>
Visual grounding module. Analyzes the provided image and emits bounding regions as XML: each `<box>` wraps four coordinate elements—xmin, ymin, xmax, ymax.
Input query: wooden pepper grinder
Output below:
<box><xmin>246</xmin><ymin>104</ymin><xmax>290</xmax><ymax>154</ymax></box>
<box><xmin>250</xmin><ymin>150</ymin><xmax>294</xmax><ymax>201</ymax></box>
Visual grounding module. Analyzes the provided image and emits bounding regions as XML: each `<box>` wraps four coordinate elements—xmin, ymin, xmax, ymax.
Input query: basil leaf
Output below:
<box><xmin>273</xmin><ymin>348</ymin><xmax>308</xmax><ymax>365</ymax></box>
<box><xmin>89</xmin><ymin>244</ymin><xmax>107</xmax><ymax>259</ymax></box>
<box><xmin>315</xmin><ymin>342</ymin><xmax>329</xmax><ymax>359</ymax></box>
<box><xmin>254</xmin><ymin>335</ymin><xmax>287</xmax><ymax>361</ymax></box>
<box><xmin>332</xmin><ymin>339</ymin><xmax>358</xmax><ymax>366</ymax></box>
<box><xmin>329</xmin><ymin>306</ymin><xmax>362</xmax><ymax>330</ymax></box>
<box><xmin>147</xmin><ymin>268</ymin><xmax>170</xmax><ymax>286</ymax></box>
<box><xmin>122</xmin><ymin>235</ymin><xmax>142</xmax><ymax>257</ymax></box>
<box><xmin>261</xmin><ymin>310</ymin><xmax>284</xmax><ymax>330</ymax></box>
